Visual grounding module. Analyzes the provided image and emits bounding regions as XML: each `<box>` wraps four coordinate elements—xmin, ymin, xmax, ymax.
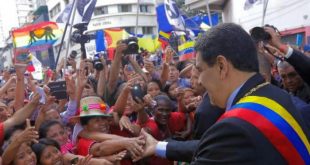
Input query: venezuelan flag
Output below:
<box><xmin>178</xmin><ymin>41</ymin><xmax>195</xmax><ymax>61</ymax></box>
<box><xmin>158</xmin><ymin>31</ymin><xmax>171</xmax><ymax>43</ymax></box>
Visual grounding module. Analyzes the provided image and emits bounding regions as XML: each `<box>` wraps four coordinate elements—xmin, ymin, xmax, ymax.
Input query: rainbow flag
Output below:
<box><xmin>178</xmin><ymin>41</ymin><xmax>195</xmax><ymax>61</ymax></box>
<box><xmin>12</xmin><ymin>22</ymin><xmax>62</xmax><ymax>65</ymax></box>
<box><xmin>12</xmin><ymin>21</ymin><xmax>62</xmax><ymax>50</ymax></box>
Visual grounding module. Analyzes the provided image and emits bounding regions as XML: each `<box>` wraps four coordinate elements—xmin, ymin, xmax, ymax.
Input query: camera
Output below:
<box><xmin>122</xmin><ymin>37</ymin><xmax>139</xmax><ymax>55</ymax></box>
<box><xmin>71</xmin><ymin>23</ymin><xmax>91</xmax><ymax>44</ymax></box>
<box><xmin>250</xmin><ymin>27</ymin><xmax>271</xmax><ymax>43</ymax></box>
<box><xmin>9</xmin><ymin>67</ymin><xmax>16</xmax><ymax>74</ymax></box>
<box><xmin>131</xmin><ymin>84</ymin><xmax>145</xmax><ymax>103</ymax></box>
<box><xmin>71</xmin><ymin>23</ymin><xmax>95</xmax><ymax>59</ymax></box>
<box><xmin>93</xmin><ymin>53</ymin><xmax>104</xmax><ymax>71</ymax></box>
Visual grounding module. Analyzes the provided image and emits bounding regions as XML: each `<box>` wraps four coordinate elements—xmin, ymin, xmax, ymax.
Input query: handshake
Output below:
<box><xmin>117</xmin><ymin>129</ymin><xmax>158</xmax><ymax>162</ymax></box>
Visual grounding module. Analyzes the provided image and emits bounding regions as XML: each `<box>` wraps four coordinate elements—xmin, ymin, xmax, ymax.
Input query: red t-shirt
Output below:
<box><xmin>77</xmin><ymin>137</ymin><xmax>96</xmax><ymax>156</ymax></box>
<box><xmin>138</xmin><ymin>113</ymin><xmax>186</xmax><ymax>165</ymax></box>
<box><xmin>77</xmin><ymin>129</ymin><xmax>134</xmax><ymax>165</ymax></box>
<box><xmin>139</xmin><ymin>112</ymin><xmax>186</xmax><ymax>140</ymax></box>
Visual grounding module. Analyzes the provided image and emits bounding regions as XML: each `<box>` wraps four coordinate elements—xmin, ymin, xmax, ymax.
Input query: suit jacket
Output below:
<box><xmin>191</xmin><ymin>74</ymin><xmax>310</xmax><ymax>165</ymax></box>
<box><xmin>193</xmin><ymin>94</ymin><xmax>225</xmax><ymax>139</ymax></box>
<box><xmin>166</xmin><ymin>95</ymin><xmax>224</xmax><ymax>162</ymax></box>
<box><xmin>287</xmin><ymin>50</ymin><xmax>310</xmax><ymax>86</ymax></box>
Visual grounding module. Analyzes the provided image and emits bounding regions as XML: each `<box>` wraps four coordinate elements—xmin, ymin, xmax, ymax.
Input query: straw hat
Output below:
<box><xmin>70</xmin><ymin>96</ymin><xmax>112</xmax><ymax>123</ymax></box>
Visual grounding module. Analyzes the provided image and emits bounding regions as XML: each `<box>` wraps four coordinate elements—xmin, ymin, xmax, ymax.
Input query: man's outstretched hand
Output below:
<box><xmin>133</xmin><ymin>129</ymin><xmax>159</xmax><ymax>162</ymax></box>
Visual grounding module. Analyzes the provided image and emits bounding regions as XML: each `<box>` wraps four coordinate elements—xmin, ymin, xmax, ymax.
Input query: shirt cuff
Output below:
<box><xmin>284</xmin><ymin>46</ymin><xmax>293</xmax><ymax>59</ymax></box>
<box><xmin>155</xmin><ymin>141</ymin><xmax>168</xmax><ymax>158</ymax></box>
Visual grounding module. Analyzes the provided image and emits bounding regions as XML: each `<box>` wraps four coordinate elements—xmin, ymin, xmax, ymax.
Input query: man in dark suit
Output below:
<box><xmin>138</xmin><ymin>23</ymin><xmax>310</xmax><ymax>164</ymax></box>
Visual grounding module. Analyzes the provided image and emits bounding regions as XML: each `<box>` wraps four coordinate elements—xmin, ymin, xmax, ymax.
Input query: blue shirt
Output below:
<box><xmin>226</xmin><ymin>84</ymin><xmax>244</xmax><ymax>111</ymax></box>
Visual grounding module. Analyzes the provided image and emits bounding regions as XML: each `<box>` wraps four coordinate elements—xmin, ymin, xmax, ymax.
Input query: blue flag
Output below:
<box><xmin>191</xmin><ymin>13</ymin><xmax>219</xmax><ymax>26</ymax></box>
<box><xmin>164</xmin><ymin>0</ymin><xmax>185</xmax><ymax>31</ymax></box>
<box><xmin>95</xmin><ymin>30</ymin><xmax>105</xmax><ymax>52</ymax></box>
<box><xmin>56</xmin><ymin>0</ymin><xmax>97</xmax><ymax>24</ymax></box>
<box><xmin>76</xmin><ymin>0</ymin><xmax>97</xmax><ymax>23</ymax></box>
<box><xmin>156</xmin><ymin>4</ymin><xmax>174</xmax><ymax>32</ymax></box>
<box><xmin>56</xmin><ymin>3</ymin><xmax>73</xmax><ymax>23</ymax></box>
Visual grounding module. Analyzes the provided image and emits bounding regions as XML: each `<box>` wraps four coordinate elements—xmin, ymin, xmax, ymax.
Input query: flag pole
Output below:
<box><xmin>55</xmin><ymin>0</ymin><xmax>76</xmax><ymax>69</ymax></box>
<box><xmin>135</xmin><ymin>0</ymin><xmax>140</xmax><ymax>36</ymax></box>
<box><xmin>205</xmin><ymin>0</ymin><xmax>213</xmax><ymax>26</ymax></box>
<box><xmin>261</xmin><ymin>0</ymin><xmax>269</xmax><ymax>26</ymax></box>
<box><xmin>62</xmin><ymin>0</ymin><xmax>78</xmax><ymax>76</ymax></box>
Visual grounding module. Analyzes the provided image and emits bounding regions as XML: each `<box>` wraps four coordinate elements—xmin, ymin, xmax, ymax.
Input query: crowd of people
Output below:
<box><xmin>0</xmin><ymin>22</ymin><xmax>309</xmax><ymax>165</ymax></box>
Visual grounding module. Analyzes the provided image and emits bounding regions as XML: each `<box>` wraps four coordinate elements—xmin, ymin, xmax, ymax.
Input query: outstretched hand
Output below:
<box><xmin>119</xmin><ymin>115</ymin><xmax>135</xmax><ymax>133</ymax></box>
<box><xmin>133</xmin><ymin>129</ymin><xmax>158</xmax><ymax>162</ymax></box>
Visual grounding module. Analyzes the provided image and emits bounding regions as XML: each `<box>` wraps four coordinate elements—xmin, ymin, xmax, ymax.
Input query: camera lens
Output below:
<box><xmin>93</xmin><ymin>55</ymin><xmax>103</xmax><ymax>71</ymax></box>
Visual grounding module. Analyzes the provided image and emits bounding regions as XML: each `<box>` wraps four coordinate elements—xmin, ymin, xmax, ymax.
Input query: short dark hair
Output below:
<box><xmin>32</xmin><ymin>138</ymin><xmax>60</xmax><ymax>163</ymax></box>
<box><xmin>195</xmin><ymin>23</ymin><xmax>259</xmax><ymax>72</ymax></box>
<box><xmin>154</xmin><ymin>95</ymin><xmax>175</xmax><ymax>110</ymax></box>
<box><xmin>39</xmin><ymin>120</ymin><xmax>63</xmax><ymax>138</ymax></box>
<box><xmin>148</xmin><ymin>79</ymin><xmax>163</xmax><ymax>91</ymax></box>
<box><xmin>80</xmin><ymin>116</ymin><xmax>96</xmax><ymax>126</ymax></box>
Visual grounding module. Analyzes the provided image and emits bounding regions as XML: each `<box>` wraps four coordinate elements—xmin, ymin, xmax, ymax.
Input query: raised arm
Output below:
<box><xmin>14</xmin><ymin>66</ymin><xmax>26</xmax><ymax>110</ymax></box>
<box><xmin>4</xmin><ymin>93</ymin><xmax>40</xmax><ymax>132</ymax></box>
<box><xmin>97</xmin><ymin>57</ymin><xmax>108</xmax><ymax>97</ymax></box>
<box><xmin>107</xmin><ymin>43</ymin><xmax>127</xmax><ymax>94</ymax></box>
<box><xmin>160</xmin><ymin>62</ymin><xmax>169</xmax><ymax>86</ymax></box>
<box><xmin>113</xmin><ymin>78</ymin><xmax>135</xmax><ymax>115</ymax></box>
<box><xmin>2</xmin><ymin>119</ymin><xmax>38</xmax><ymax>165</ymax></box>
<box><xmin>265</xmin><ymin>27</ymin><xmax>310</xmax><ymax>85</ymax></box>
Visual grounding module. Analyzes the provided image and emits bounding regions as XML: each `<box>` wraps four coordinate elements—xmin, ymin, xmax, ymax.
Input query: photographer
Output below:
<box><xmin>264</xmin><ymin>26</ymin><xmax>310</xmax><ymax>86</ymax></box>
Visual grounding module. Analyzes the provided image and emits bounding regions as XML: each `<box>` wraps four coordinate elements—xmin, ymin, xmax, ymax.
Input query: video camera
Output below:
<box><xmin>71</xmin><ymin>23</ymin><xmax>94</xmax><ymax>59</ymax></box>
<box><xmin>122</xmin><ymin>37</ymin><xmax>139</xmax><ymax>55</ymax></box>
<box><xmin>250</xmin><ymin>25</ymin><xmax>279</xmax><ymax>43</ymax></box>
<box><xmin>71</xmin><ymin>23</ymin><xmax>91</xmax><ymax>44</ymax></box>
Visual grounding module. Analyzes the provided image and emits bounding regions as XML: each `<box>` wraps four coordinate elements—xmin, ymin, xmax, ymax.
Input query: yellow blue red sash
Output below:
<box><xmin>219</xmin><ymin>96</ymin><xmax>310</xmax><ymax>164</ymax></box>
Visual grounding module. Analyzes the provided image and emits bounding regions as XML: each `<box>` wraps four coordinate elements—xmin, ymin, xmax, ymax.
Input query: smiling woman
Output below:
<box><xmin>32</xmin><ymin>138</ymin><xmax>64</xmax><ymax>165</ymax></box>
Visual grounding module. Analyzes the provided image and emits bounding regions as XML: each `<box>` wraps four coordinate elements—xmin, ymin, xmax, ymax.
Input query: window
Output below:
<box><xmin>140</xmin><ymin>5</ymin><xmax>149</xmax><ymax>13</ymax></box>
<box><xmin>142</xmin><ymin>27</ymin><xmax>153</xmax><ymax>34</ymax></box>
<box><xmin>49</xmin><ymin>3</ymin><xmax>61</xmax><ymax>18</ymax></box>
<box><xmin>124</xmin><ymin>27</ymin><xmax>135</xmax><ymax>34</ymax></box>
<box><xmin>94</xmin><ymin>6</ymin><xmax>108</xmax><ymax>16</ymax></box>
<box><xmin>118</xmin><ymin>5</ymin><xmax>132</xmax><ymax>13</ymax></box>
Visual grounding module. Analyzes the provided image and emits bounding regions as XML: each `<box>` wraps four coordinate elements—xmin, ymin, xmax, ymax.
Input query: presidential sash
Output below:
<box><xmin>219</xmin><ymin>96</ymin><xmax>310</xmax><ymax>164</ymax></box>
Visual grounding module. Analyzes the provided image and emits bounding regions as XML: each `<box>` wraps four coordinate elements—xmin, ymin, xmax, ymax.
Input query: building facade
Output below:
<box><xmin>47</xmin><ymin>0</ymin><xmax>158</xmax><ymax>62</ymax></box>
<box><xmin>185</xmin><ymin>0</ymin><xmax>310</xmax><ymax>46</ymax></box>
<box><xmin>0</xmin><ymin>0</ymin><xmax>36</xmax><ymax>68</ymax></box>
<box><xmin>88</xmin><ymin>0</ymin><xmax>157</xmax><ymax>34</ymax></box>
